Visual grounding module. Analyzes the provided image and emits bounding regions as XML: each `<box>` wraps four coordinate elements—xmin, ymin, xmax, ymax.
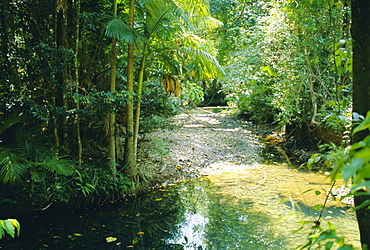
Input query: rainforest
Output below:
<box><xmin>1</xmin><ymin>0</ymin><xmax>370</xmax><ymax>249</ymax></box>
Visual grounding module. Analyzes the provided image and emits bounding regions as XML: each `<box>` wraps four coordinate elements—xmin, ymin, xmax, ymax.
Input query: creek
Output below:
<box><xmin>0</xmin><ymin>109</ymin><xmax>361</xmax><ymax>249</ymax></box>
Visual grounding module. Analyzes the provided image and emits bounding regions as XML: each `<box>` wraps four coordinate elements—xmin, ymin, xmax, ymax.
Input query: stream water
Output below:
<box><xmin>1</xmin><ymin>163</ymin><xmax>360</xmax><ymax>249</ymax></box>
<box><xmin>0</xmin><ymin>109</ymin><xmax>361</xmax><ymax>249</ymax></box>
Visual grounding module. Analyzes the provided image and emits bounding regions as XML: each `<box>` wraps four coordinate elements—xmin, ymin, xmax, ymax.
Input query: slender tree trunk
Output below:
<box><xmin>74</xmin><ymin>0</ymin><xmax>82</xmax><ymax>166</ymax></box>
<box><xmin>133</xmin><ymin>47</ymin><xmax>147</xmax><ymax>156</ymax></box>
<box><xmin>351</xmin><ymin>1</ymin><xmax>370</xmax><ymax>249</ymax></box>
<box><xmin>108</xmin><ymin>0</ymin><xmax>118</xmax><ymax>175</ymax></box>
<box><xmin>55</xmin><ymin>0</ymin><xmax>68</xmax><ymax>148</ymax></box>
<box><xmin>123</xmin><ymin>0</ymin><xmax>136</xmax><ymax>179</ymax></box>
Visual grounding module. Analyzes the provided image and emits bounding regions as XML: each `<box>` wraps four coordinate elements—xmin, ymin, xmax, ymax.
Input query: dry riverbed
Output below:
<box><xmin>138</xmin><ymin>108</ymin><xmax>353</xmax><ymax>208</ymax></box>
<box><xmin>138</xmin><ymin>108</ymin><xmax>271</xmax><ymax>182</ymax></box>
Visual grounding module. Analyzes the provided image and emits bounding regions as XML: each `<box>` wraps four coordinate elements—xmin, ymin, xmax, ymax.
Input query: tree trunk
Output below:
<box><xmin>123</xmin><ymin>0</ymin><xmax>136</xmax><ymax>179</ymax></box>
<box><xmin>351</xmin><ymin>1</ymin><xmax>370</xmax><ymax>249</ymax></box>
<box><xmin>108</xmin><ymin>0</ymin><xmax>117</xmax><ymax>175</ymax></box>
<box><xmin>74</xmin><ymin>0</ymin><xmax>82</xmax><ymax>166</ymax></box>
<box><xmin>133</xmin><ymin>47</ymin><xmax>147</xmax><ymax>157</ymax></box>
<box><xmin>55</xmin><ymin>0</ymin><xmax>68</xmax><ymax>148</ymax></box>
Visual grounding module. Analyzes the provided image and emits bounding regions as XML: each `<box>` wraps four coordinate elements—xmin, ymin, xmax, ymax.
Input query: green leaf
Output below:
<box><xmin>352</xmin><ymin>148</ymin><xmax>370</xmax><ymax>160</ymax></box>
<box><xmin>9</xmin><ymin>219</ymin><xmax>20</xmax><ymax>237</ymax></box>
<box><xmin>337</xmin><ymin>245</ymin><xmax>354</xmax><ymax>250</ymax></box>
<box><xmin>325</xmin><ymin>241</ymin><xmax>334</xmax><ymax>249</ymax></box>
<box><xmin>354</xmin><ymin>199</ymin><xmax>370</xmax><ymax>211</ymax></box>
<box><xmin>342</xmin><ymin>158</ymin><xmax>364</xmax><ymax>182</ymax></box>
<box><xmin>302</xmin><ymin>189</ymin><xmax>313</xmax><ymax>194</ymax></box>
<box><xmin>315</xmin><ymin>231</ymin><xmax>337</xmax><ymax>242</ymax></box>
<box><xmin>353</xmin><ymin>111</ymin><xmax>370</xmax><ymax>134</ymax></box>
<box><xmin>4</xmin><ymin>220</ymin><xmax>15</xmax><ymax>238</ymax></box>
<box><xmin>351</xmin><ymin>180</ymin><xmax>370</xmax><ymax>194</ymax></box>
<box><xmin>0</xmin><ymin>221</ymin><xmax>4</xmax><ymax>239</ymax></box>
<box><xmin>355</xmin><ymin>164</ymin><xmax>370</xmax><ymax>182</ymax></box>
<box><xmin>0</xmin><ymin>148</ymin><xmax>28</xmax><ymax>184</ymax></box>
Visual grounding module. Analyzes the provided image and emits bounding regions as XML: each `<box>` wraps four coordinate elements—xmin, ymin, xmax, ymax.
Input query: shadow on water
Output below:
<box><xmin>0</xmin><ymin>178</ymin><xmax>288</xmax><ymax>249</ymax></box>
<box><xmin>0</xmin><ymin>174</ymin><xmax>360</xmax><ymax>249</ymax></box>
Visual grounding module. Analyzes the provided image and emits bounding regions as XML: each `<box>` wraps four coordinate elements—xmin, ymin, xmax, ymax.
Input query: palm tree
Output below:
<box><xmin>0</xmin><ymin>114</ymin><xmax>73</xmax><ymax>185</ymax></box>
<box><xmin>105</xmin><ymin>0</ymin><xmax>223</xmax><ymax>180</ymax></box>
<box><xmin>108</xmin><ymin>0</ymin><xmax>118</xmax><ymax>175</ymax></box>
<box><xmin>124</xmin><ymin>0</ymin><xmax>136</xmax><ymax>179</ymax></box>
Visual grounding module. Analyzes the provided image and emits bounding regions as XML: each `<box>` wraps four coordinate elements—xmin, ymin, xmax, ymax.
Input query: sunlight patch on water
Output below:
<box><xmin>169</xmin><ymin>161</ymin><xmax>361</xmax><ymax>249</ymax></box>
<box><xmin>167</xmin><ymin>212</ymin><xmax>208</xmax><ymax>249</ymax></box>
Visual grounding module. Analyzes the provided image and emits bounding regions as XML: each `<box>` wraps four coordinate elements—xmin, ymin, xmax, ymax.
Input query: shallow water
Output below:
<box><xmin>1</xmin><ymin>161</ymin><xmax>360</xmax><ymax>249</ymax></box>
<box><xmin>0</xmin><ymin>109</ymin><xmax>361</xmax><ymax>249</ymax></box>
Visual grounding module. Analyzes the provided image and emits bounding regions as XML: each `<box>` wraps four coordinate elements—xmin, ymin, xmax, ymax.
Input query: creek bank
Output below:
<box><xmin>138</xmin><ymin>108</ymin><xmax>273</xmax><ymax>185</ymax></box>
<box><xmin>139</xmin><ymin>108</ymin><xmax>347</xmax><ymax>203</ymax></box>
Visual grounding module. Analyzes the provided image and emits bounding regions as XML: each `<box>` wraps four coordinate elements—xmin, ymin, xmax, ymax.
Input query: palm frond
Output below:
<box><xmin>34</xmin><ymin>153</ymin><xmax>74</xmax><ymax>176</ymax></box>
<box><xmin>171</xmin><ymin>0</ymin><xmax>223</xmax><ymax>32</ymax></box>
<box><xmin>144</xmin><ymin>0</ymin><xmax>190</xmax><ymax>40</ymax></box>
<box><xmin>105</xmin><ymin>18</ymin><xmax>135</xmax><ymax>44</ymax></box>
<box><xmin>0</xmin><ymin>114</ymin><xmax>22</xmax><ymax>135</ymax></box>
<box><xmin>180</xmin><ymin>46</ymin><xmax>224</xmax><ymax>78</ymax></box>
<box><xmin>192</xmin><ymin>15</ymin><xmax>223</xmax><ymax>30</ymax></box>
<box><xmin>172</xmin><ymin>0</ymin><xmax>209</xmax><ymax>16</ymax></box>
<box><xmin>0</xmin><ymin>148</ymin><xmax>28</xmax><ymax>184</ymax></box>
<box><xmin>161</xmin><ymin>54</ymin><xmax>183</xmax><ymax>75</ymax></box>
<box><xmin>18</xmin><ymin>136</ymin><xmax>48</xmax><ymax>162</ymax></box>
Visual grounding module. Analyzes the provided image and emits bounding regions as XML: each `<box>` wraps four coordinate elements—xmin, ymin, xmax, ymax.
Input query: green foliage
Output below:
<box><xmin>180</xmin><ymin>81</ymin><xmax>205</xmax><ymax>107</ymax></box>
<box><xmin>296</xmin><ymin>221</ymin><xmax>354</xmax><ymax>250</ymax></box>
<box><xmin>0</xmin><ymin>219</ymin><xmax>20</xmax><ymax>240</ymax></box>
<box><xmin>330</xmin><ymin>111</ymin><xmax>370</xmax><ymax>211</ymax></box>
<box><xmin>139</xmin><ymin>81</ymin><xmax>179</xmax><ymax>132</ymax></box>
<box><xmin>154</xmin><ymin>139</ymin><xmax>170</xmax><ymax>162</ymax></box>
<box><xmin>0</xmin><ymin>115</ymin><xmax>74</xmax><ymax>185</ymax></box>
<box><xmin>105</xmin><ymin>18</ymin><xmax>135</xmax><ymax>43</ymax></box>
<box><xmin>306</xmin><ymin>153</ymin><xmax>323</xmax><ymax>171</ymax></box>
<box><xmin>75</xmin><ymin>170</ymin><xmax>96</xmax><ymax>197</ymax></box>
<box><xmin>31</xmin><ymin>164</ymin><xmax>133</xmax><ymax>205</ymax></box>
<box><xmin>303</xmin><ymin>143</ymin><xmax>347</xmax><ymax>171</ymax></box>
<box><xmin>215</xmin><ymin>0</ymin><xmax>350</xmax><ymax>129</ymax></box>
<box><xmin>353</xmin><ymin>111</ymin><xmax>370</xmax><ymax>134</ymax></box>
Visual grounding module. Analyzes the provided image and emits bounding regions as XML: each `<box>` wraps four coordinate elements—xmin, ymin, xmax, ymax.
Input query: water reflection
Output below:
<box><xmin>1</xmin><ymin>164</ymin><xmax>360</xmax><ymax>249</ymax></box>
<box><xmin>167</xmin><ymin>178</ymin><xmax>287</xmax><ymax>249</ymax></box>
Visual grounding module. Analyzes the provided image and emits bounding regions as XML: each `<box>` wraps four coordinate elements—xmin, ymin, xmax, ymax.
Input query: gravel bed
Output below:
<box><xmin>138</xmin><ymin>109</ymin><xmax>266</xmax><ymax>184</ymax></box>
